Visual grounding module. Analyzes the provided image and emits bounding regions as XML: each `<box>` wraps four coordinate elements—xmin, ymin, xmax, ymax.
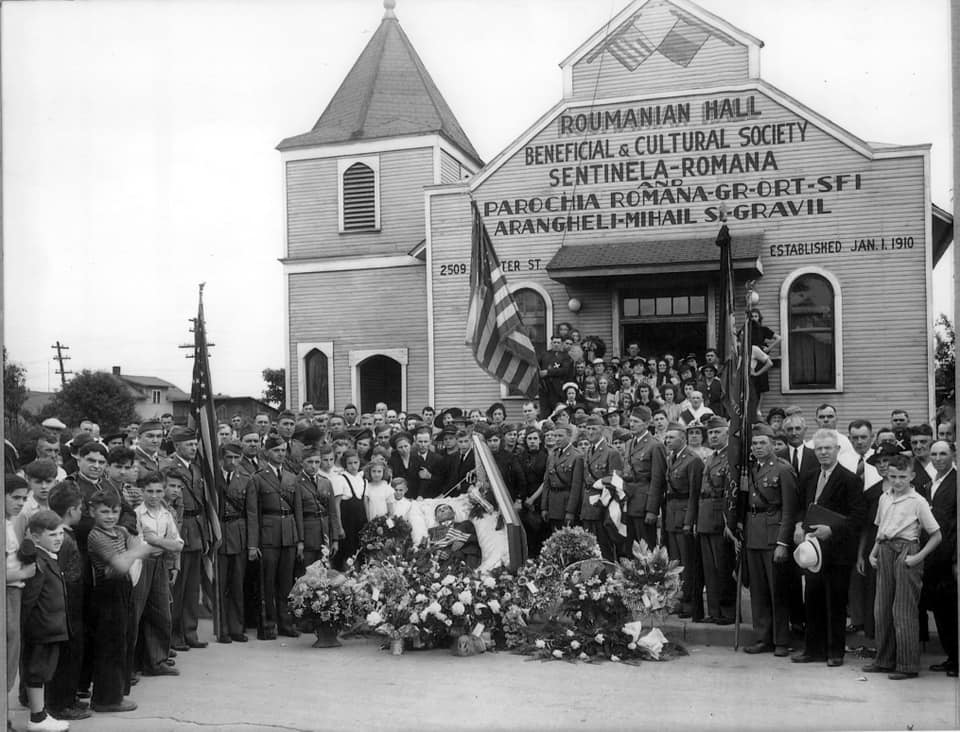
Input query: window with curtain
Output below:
<box><xmin>304</xmin><ymin>348</ymin><xmax>330</xmax><ymax>410</ymax></box>
<box><xmin>786</xmin><ymin>273</ymin><xmax>836</xmax><ymax>389</ymax></box>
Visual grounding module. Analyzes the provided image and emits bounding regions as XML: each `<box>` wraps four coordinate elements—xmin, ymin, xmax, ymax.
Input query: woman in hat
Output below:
<box><xmin>562</xmin><ymin>382</ymin><xmax>580</xmax><ymax>410</ymax></box>
<box><xmin>486</xmin><ymin>402</ymin><xmax>507</xmax><ymax>426</ymax></box>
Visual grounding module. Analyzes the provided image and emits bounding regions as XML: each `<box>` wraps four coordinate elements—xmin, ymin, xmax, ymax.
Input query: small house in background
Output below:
<box><xmin>111</xmin><ymin>366</ymin><xmax>190</xmax><ymax>421</ymax></box>
<box><xmin>169</xmin><ymin>393</ymin><xmax>279</xmax><ymax>427</ymax></box>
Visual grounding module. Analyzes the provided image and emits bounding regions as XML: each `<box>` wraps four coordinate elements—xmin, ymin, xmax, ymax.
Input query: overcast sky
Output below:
<box><xmin>2</xmin><ymin>0</ymin><xmax>953</xmax><ymax>399</ymax></box>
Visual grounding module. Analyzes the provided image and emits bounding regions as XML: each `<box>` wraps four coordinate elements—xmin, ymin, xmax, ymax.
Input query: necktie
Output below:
<box><xmin>225</xmin><ymin>471</ymin><xmax>232</xmax><ymax>485</ymax></box>
<box><xmin>791</xmin><ymin>448</ymin><xmax>799</xmax><ymax>473</ymax></box>
<box><xmin>252</xmin><ymin>457</ymin><xmax>259</xmax><ymax>470</ymax></box>
<box><xmin>815</xmin><ymin>470</ymin><xmax>828</xmax><ymax>503</ymax></box>
<box><xmin>856</xmin><ymin>457</ymin><xmax>864</xmax><ymax>478</ymax></box>
<box><xmin>276</xmin><ymin>468</ymin><xmax>283</xmax><ymax>483</ymax></box>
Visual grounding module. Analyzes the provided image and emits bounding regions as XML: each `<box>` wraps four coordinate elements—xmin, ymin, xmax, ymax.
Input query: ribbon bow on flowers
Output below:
<box><xmin>589</xmin><ymin>475</ymin><xmax>628</xmax><ymax>538</ymax></box>
<box><xmin>621</xmin><ymin>620</ymin><xmax>669</xmax><ymax>660</ymax></box>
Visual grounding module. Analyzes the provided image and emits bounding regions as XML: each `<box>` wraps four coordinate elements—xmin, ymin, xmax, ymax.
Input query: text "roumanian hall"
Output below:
<box><xmin>557</xmin><ymin>96</ymin><xmax>762</xmax><ymax>136</ymax></box>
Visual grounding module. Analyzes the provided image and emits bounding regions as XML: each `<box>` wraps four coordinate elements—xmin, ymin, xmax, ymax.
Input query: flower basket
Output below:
<box><xmin>312</xmin><ymin>623</ymin><xmax>342</xmax><ymax>648</ymax></box>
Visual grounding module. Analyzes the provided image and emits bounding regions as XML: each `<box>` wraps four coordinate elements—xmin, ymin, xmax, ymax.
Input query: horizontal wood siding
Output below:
<box><xmin>286</xmin><ymin>147</ymin><xmax>434</xmax><ymax>259</ymax></box>
<box><xmin>571</xmin><ymin>37</ymin><xmax>749</xmax><ymax>101</ymax></box>
<box><xmin>288</xmin><ymin>267</ymin><xmax>428</xmax><ymax>412</ymax></box>
<box><xmin>447</xmin><ymin>87</ymin><xmax>931</xmax><ymax>424</ymax></box>
<box><xmin>441</xmin><ymin>150</ymin><xmax>463</xmax><ymax>184</ymax></box>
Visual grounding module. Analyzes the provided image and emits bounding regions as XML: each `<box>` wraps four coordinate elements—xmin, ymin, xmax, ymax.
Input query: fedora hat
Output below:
<box><xmin>793</xmin><ymin>536</ymin><xmax>823</xmax><ymax>573</ymax></box>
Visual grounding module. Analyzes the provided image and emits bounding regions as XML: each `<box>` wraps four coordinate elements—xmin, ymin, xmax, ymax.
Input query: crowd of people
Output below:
<box><xmin>3</xmin><ymin>333</ymin><xmax>957</xmax><ymax>729</ymax></box>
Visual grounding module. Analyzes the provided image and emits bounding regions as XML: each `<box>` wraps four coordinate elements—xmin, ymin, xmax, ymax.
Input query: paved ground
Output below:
<box><xmin>8</xmin><ymin>619</ymin><xmax>958</xmax><ymax>731</ymax></box>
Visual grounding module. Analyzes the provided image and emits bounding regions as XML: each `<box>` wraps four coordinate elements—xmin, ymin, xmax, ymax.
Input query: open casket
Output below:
<box><xmin>398</xmin><ymin>434</ymin><xmax>527</xmax><ymax>572</ymax></box>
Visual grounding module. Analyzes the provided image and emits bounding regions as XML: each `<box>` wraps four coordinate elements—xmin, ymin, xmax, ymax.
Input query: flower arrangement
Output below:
<box><xmin>538</xmin><ymin>526</ymin><xmax>602</xmax><ymax>570</ymax></box>
<box><xmin>616</xmin><ymin>540</ymin><xmax>684</xmax><ymax>622</ymax></box>
<box><xmin>288</xmin><ymin>551</ymin><xmax>362</xmax><ymax>633</ymax></box>
<box><xmin>358</xmin><ymin>515</ymin><xmax>413</xmax><ymax>561</ymax></box>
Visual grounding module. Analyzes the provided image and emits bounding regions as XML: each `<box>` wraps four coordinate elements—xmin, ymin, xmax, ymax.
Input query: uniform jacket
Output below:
<box><xmin>219</xmin><ymin>469</ymin><xmax>252</xmax><ymax>555</ymax></box>
<box><xmin>247</xmin><ymin>465</ymin><xmax>302</xmax><ymax>549</ymax></box>
<box><xmin>295</xmin><ymin>471</ymin><xmax>343</xmax><ymax>548</ymax></box>
<box><xmin>238</xmin><ymin>454</ymin><xmax>262</xmax><ymax>477</ymax></box>
<box><xmin>542</xmin><ymin>444</ymin><xmax>583</xmax><ymax>520</ymax></box>
<box><xmin>134</xmin><ymin>447</ymin><xmax>162</xmax><ymax>480</ymax></box>
<box><xmin>745</xmin><ymin>455</ymin><xmax>799</xmax><ymax>550</ymax></box>
<box><xmin>664</xmin><ymin>446</ymin><xmax>704</xmax><ymax>532</ymax></box>
<box><xmin>160</xmin><ymin>455</ymin><xmax>209</xmax><ymax>551</ymax></box>
<box><xmin>21</xmin><ymin>550</ymin><xmax>70</xmax><ymax>644</ymax></box>
<box><xmin>578</xmin><ymin>439</ymin><xmax>623</xmax><ymax>521</ymax></box>
<box><xmin>798</xmin><ymin>462</ymin><xmax>865</xmax><ymax>566</ymax></box>
<box><xmin>622</xmin><ymin>432</ymin><xmax>667</xmax><ymax>517</ymax></box>
<box><xmin>697</xmin><ymin>448</ymin><xmax>730</xmax><ymax>534</ymax></box>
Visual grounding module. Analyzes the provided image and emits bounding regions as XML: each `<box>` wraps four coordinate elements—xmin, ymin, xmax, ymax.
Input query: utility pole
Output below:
<box><xmin>50</xmin><ymin>341</ymin><xmax>72</xmax><ymax>386</ymax></box>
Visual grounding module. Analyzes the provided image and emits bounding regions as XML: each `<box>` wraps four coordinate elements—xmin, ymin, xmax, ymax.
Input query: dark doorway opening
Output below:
<box><xmin>622</xmin><ymin>321</ymin><xmax>707</xmax><ymax>360</ymax></box>
<box><xmin>357</xmin><ymin>355</ymin><xmax>402</xmax><ymax>412</ymax></box>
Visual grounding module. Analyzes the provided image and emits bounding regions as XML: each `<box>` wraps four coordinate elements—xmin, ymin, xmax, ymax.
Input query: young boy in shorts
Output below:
<box><xmin>20</xmin><ymin>510</ymin><xmax>70</xmax><ymax>732</ymax></box>
<box><xmin>863</xmin><ymin>454</ymin><xmax>942</xmax><ymax>680</ymax></box>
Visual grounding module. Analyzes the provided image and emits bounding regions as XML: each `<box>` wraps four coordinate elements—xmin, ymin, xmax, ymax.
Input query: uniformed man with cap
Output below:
<box><xmin>295</xmin><ymin>446</ymin><xmax>342</xmax><ymax>569</ymax></box>
<box><xmin>622</xmin><ymin>406</ymin><xmax>667</xmax><ymax>549</ymax></box>
<box><xmin>696</xmin><ymin>416</ymin><xmax>736</xmax><ymax>625</ymax></box>
<box><xmin>663</xmin><ymin>422</ymin><xmax>705</xmax><ymax>619</ymax></box>
<box><xmin>217</xmin><ymin>440</ymin><xmax>252</xmax><ymax>643</ymax></box>
<box><xmin>539</xmin><ymin>423</ymin><xmax>583</xmax><ymax>531</ymax></box>
<box><xmin>161</xmin><ymin>426</ymin><xmax>211</xmax><ymax>649</ymax></box>
<box><xmin>741</xmin><ymin>423</ymin><xmax>799</xmax><ymax>656</ymax></box>
<box><xmin>578</xmin><ymin>414</ymin><xmax>624</xmax><ymax>560</ymax></box>
<box><xmin>134</xmin><ymin>420</ymin><xmax>165</xmax><ymax>480</ymax></box>
<box><xmin>247</xmin><ymin>435</ymin><xmax>303</xmax><ymax>639</ymax></box>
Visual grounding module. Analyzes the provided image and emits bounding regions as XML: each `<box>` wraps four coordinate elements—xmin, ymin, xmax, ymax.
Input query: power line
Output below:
<box><xmin>50</xmin><ymin>341</ymin><xmax>72</xmax><ymax>386</ymax></box>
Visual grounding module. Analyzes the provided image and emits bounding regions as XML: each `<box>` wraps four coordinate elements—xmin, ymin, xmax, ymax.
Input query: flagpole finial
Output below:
<box><xmin>383</xmin><ymin>0</ymin><xmax>396</xmax><ymax>19</ymax></box>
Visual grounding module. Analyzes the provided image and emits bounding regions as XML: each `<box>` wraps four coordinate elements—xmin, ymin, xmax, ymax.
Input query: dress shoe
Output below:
<box><xmin>171</xmin><ymin>643</ymin><xmax>191</xmax><ymax>652</ymax></box>
<box><xmin>862</xmin><ymin>663</ymin><xmax>894</xmax><ymax>673</ymax></box>
<box><xmin>742</xmin><ymin>642</ymin><xmax>774</xmax><ymax>654</ymax></box>
<box><xmin>168</xmin><ymin>649</ymin><xmax>178</xmax><ymax>658</ymax></box>
<box><xmin>186</xmin><ymin>639</ymin><xmax>208</xmax><ymax>649</ymax></box>
<box><xmin>143</xmin><ymin>665</ymin><xmax>180</xmax><ymax>676</ymax></box>
<box><xmin>827</xmin><ymin>657</ymin><xmax>844</xmax><ymax>667</ymax></box>
<box><xmin>791</xmin><ymin>653</ymin><xmax>827</xmax><ymax>663</ymax></box>
<box><xmin>930</xmin><ymin>661</ymin><xmax>958</xmax><ymax>672</ymax></box>
<box><xmin>217</xmin><ymin>636</ymin><xmax>233</xmax><ymax>644</ymax></box>
<box><xmin>92</xmin><ymin>700</ymin><xmax>138</xmax><ymax>713</ymax></box>
<box><xmin>278</xmin><ymin>627</ymin><xmax>301</xmax><ymax>638</ymax></box>
<box><xmin>888</xmin><ymin>671</ymin><xmax>918</xmax><ymax>680</ymax></box>
<box><xmin>164</xmin><ymin>658</ymin><xmax>176</xmax><ymax>667</ymax></box>
<box><xmin>230</xmin><ymin>633</ymin><xmax>248</xmax><ymax>643</ymax></box>
<box><xmin>48</xmin><ymin>705</ymin><xmax>92</xmax><ymax>721</ymax></box>
<box><xmin>713</xmin><ymin>616</ymin><xmax>734</xmax><ymax>626</ymax></box>
<box><xmin>774</xmin><ymin>646</ymin><xmax>790</xmax><ymax>657</ymax></box>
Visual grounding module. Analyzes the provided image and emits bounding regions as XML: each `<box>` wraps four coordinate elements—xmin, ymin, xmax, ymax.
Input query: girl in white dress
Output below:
<box><xmin>363</xmin><ymin>460</ymin><xmax>394</xmax><ymax>520</ymax></box>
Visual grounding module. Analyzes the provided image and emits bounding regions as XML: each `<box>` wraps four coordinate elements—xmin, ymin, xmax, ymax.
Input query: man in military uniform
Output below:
<box><xmin>217</xmin><ymin>441</ymin><xmax>252</xmax><ymax>644</ymax></box>
<box><xmin>663</xmin><ymin>423</ymin><xmax>704</xmax><ymax>619</ymax></box>
<box><xmin>161</xmin><ymin>427</ymin><xmax>210</xmax><ymax>650</ymax></box>
<box><xmin>539</xmin><ymin>424</ymin><xmax>583</xmax><ymax>531</ymax></box>
<box><xmin>296</xmin><ymin>447</ymin><xmax>342</xmax><ymax>568</ymax></box>
<box><xmin>578</xmin><ymin>415</ymin><xmax>623</xmax><ymax>560</ymax></box>
<box><xmin>696</xmin><ymin>416</ymin><xmax>736</xmax><ymax>625</ymax></box>
<box><xmin>622</xmin><ymin>406</ymin><xmax>667</xmax><ymax>549</ymax></box>
<box><xmin>247</xmin><ymin>435</ymin><xmax>303</xmax><ymax>639</ymax></box>
<box><xmin>742</xmin><ymin>424</ymin><xmax>799</xmax><ymax>656</ymax></box>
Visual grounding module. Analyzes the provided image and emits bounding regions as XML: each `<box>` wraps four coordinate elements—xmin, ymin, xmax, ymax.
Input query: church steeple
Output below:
<box><xmin>277</xmin><ymin>1</ymin><xmax>482</xmax><ymax>167</ymax></box>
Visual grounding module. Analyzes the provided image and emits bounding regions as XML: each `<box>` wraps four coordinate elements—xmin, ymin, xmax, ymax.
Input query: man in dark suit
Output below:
<box><xmin>412</xmin><ymin>426</ymin><xmax>446</xmax><ymax>499</ymax></box>
<box><xmin>247</xmin><ymin>436</ymin><xmax>303</xmax><ymax>640</ymax></box>
<box><xmin>923</xmin><ymin>441</ymin><xmax>957</xmax><ymax>676</ymax></box>
<box><xmin>217</xmin><ymin>441</ymin><xmax>251</xmax><ymax>644</ymax></box>
<box><xmin>538</xmin><ymin>334</ymin><xmax>574</xmax><ymax>419</ymax></box>
<box><xmin>782</xmin><ymin>413</ymin><xmax>819</xmax><ymax>630</ymax></box>
<box><xmin>792</xmin><ymin>429</ymin><xmax>865</xmax><ymax>666</ymax></box>
<box><xmin>161</xmin><ymin>427</ymin><xmax>211</xmax><ymax>651</ymax></box>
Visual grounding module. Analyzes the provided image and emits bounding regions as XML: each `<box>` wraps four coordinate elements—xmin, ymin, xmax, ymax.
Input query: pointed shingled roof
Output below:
<box><xmin>277</xmin><ymin>3</ymin><xmax>483</xmax><ymax>167</ymax></box>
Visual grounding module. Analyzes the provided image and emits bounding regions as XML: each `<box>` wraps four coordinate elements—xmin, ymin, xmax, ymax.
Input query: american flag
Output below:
<box><xmin>587</xmin><ymin>16</ymin><xmax>658</xmax><ymax>71</ymax></box>
<box><xmin>658</xmin><ymin>13</ymin><xmax>712</xmax><ymax>68</ymax></box>
<box><xmin>465</xmin><ymin>202</ymin><xmax>539</xmax><ymax>399</ymax></box>
<box><xmin>190</xmin><ymin>284</ymin><xmax>223</xmax><ymax>637</ymax></box>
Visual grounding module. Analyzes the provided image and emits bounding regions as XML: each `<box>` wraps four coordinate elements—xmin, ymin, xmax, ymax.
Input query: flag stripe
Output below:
<box><xmin>465</xmin><ymin>203</ymin><xmax>540</xmax><ymax>398</ymax></box>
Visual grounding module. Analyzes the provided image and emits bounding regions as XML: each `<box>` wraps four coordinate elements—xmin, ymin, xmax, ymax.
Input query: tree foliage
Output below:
<box><xmin>262</xmin><ymin>367</ymin><xmax>286</xmax><ymax>409</ymax></box>
<box><xmin>935</xmin><ymin>314</ymin><xmax>956</xmax><ymax>404</ymax></box>
<box><xmin>38</xmin><ymin>370</ymin><xmax>139</xmax><ymax>432</ymax></box>
<box><xmin>3</xmin><ymin>348</ymin><xmax>29</xmax><ymax>425</ymax></box>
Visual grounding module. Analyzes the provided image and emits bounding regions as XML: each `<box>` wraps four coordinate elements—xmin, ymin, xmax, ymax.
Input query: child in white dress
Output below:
<box><xmin>363</xmin><ymin>461</ymin><xmax>394</xmax><ymax>520</ymax></box>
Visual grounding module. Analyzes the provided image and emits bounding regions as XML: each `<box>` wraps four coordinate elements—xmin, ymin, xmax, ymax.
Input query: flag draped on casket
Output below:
<box><xmin>190</xmin><ymin>287</ymin><xmax>223</xmax><ymax>636</ymax></box>
<box><xmin>465</xmin><ymin>202</ymin><xmax>540</xmax><ymax>398</ymax></box>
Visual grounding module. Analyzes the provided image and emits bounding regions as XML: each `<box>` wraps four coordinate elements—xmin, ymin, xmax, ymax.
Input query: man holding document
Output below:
<box><xmin>791</xmin><ymin>429</ymin><xmax>866</xmax><ymax>667</ymax></box>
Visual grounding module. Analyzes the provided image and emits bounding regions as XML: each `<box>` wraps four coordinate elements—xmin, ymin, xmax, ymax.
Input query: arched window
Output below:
<box><xmin>780</xmin><ymin>268</ymin><xmax>842</xmax><ymax>392</ymax></box>
<box><xmin>303</xmin><ymin>348</ymin><xmax>330</xmax><ymax>411</ymax></box>
<box><xmin>512</xmin><ymin>287</ymin><xmax>548</xmax><ymax>357</ymax></box>
<box><xmin>338</xmin><ymin>156</ymin><xmax>380</xmax><ymax>232</ymax></box>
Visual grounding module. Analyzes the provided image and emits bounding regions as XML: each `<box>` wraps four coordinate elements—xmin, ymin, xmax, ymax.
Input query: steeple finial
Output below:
<box><xmin>383</xmin><ymin>0</ymin><xmax>396</xmax><ymax>20</ymax></box>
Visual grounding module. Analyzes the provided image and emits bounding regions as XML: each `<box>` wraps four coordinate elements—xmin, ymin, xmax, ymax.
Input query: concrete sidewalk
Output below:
<box><xmin>9</xmin><ymin>618</ymin><xmax>957</xmax><ymax>732</ymax></box>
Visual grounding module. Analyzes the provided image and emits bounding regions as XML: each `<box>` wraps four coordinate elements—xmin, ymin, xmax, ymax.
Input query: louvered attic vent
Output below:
<box><xmin>342</xmin><ymin>162</ymin><xmax>377</xmax><ymax>231</ymax></box>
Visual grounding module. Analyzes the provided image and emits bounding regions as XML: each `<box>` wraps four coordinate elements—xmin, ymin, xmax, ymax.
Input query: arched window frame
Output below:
<box><xmin>779</xmin><ymin>266</ymin><xmax>843</xmax><ymax>394</ymax></box>
<box><xmin>500</xmin><ymin>281</ymin><xmax>553</xmax><ymax>399</ymax></box>
<box><xmin>296</xmin><ymin>342</ymin><xmax>334</xmax><ymax>412</ymax></box>
<box><xmin>348</xmin><ymin>348</ymin><xmax>408</xmax><ymax>412</ymax></box>
<box><xmin>337</xmin><ymin>155</ymin><xmax>380</xmax><ymax>233</ymax></box>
